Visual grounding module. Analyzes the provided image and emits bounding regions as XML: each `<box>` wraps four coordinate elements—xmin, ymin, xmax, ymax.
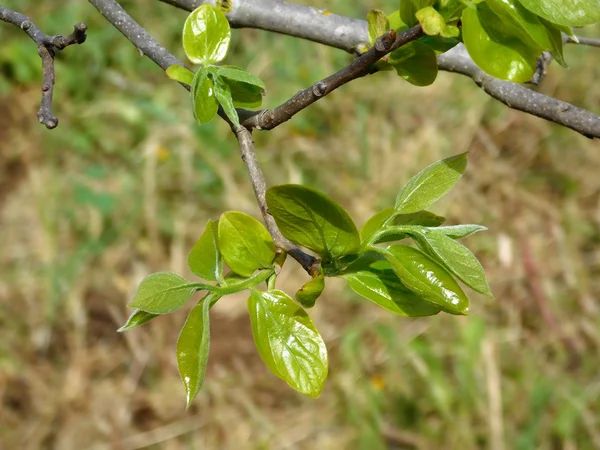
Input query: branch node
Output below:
<box><xmin>312</xmin><ymin>82</ymin><xmax>326</xmax><ymax>97</ymax></box>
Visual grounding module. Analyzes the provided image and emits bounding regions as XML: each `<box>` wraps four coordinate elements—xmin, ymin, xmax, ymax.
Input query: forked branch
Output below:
<box><xmin>0</xmin><ymin>7</ymin><xmax>87</xmax><ymax>128</ymax></box>
<box><xmin>159</xmin><ymin>0</ymin><xmax>600</xmax><ymax>139</ymax></box>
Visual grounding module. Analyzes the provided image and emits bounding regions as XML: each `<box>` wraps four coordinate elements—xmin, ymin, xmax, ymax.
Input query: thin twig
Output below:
<box><xmin>159</xmin><ymin>0</ymin><xmax>600</xmax><ymax>139</ymax></box>
<box><xmin>566</xmin><ymin>35</ymin><xmax>600</xmax><ymax>48</ymax></box>
<box><xmin>0</xmin><ymin>7</ymin><xmax>87</xmax><ymax>128</ymax></box>
<box><xmin>235</xmin><ymin>127</ymin><xmax>318</xmax><ymax>273</ymax></box>
<box><xmin>243</xmin><ymin>26</ymin><xmax>424</xmax><ymax>130</ymax></box>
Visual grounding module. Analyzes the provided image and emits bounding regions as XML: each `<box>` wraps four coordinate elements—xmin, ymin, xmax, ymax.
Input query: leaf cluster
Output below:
<box><xmin>368</xmin><ymin>0</ymin><xmax>598</xmax><ymax>84</ymax></box>
<box><xmin>121</xmin><ymin>152</ymin><xmax>492</xmax><ymax>404</ymax></box>
<box><xmin>165</xmin><ymin>4</ymin><xmax>266</xmax><ymax>127</ymax></box>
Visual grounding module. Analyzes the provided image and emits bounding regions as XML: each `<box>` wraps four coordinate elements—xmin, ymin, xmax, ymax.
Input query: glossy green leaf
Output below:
<box><xmin>395</xmin><ymin>152</ymin><xmax>467</xmax><ymax>214</ymax></box>
<box><xmin>419</xmin><ymin>35</ymin><xmax>461</xmax><ymax>54</ymax></box>
<box><xmin>400</xmin><ymin>0</ymin><xmax>435</xmax><ymax>26</ymax></box>
<box><xmin>213</xmin><ymin>76</ymin><xmax>240</xmax><ymax>127</ymax></box>
<box><xmin>384</xmin><ymin>244</ymin><xmax>469</xmax><ymax>315</ymax></box>
<box><xmin>540</xmin><ymin>18</ymin><xmax>567</xmax><ymax>67</ymax></box>
<box><xmin>248</xmin><ymin>289</ymin><xmax>328</xmax><ymax>397</ymax></box>
<box><xmin>433</xmin><ymin>224</ymin><xmax>487</xmax><ymax>239</ymax></box>
<box><xmin>416</xmin><ymin>6</ymin><xmax>459</xmax><ymax>38</ymax></box>
<box><xmin>435</xmin><ymin>0</ymin><xmax>467</xmax><ymax>21</ymax></box>
<box><xmin>388</xmin><ymin>41</ymin><xmax>439</xmax><ymax>86</ymax></box>
<box><xmin>296</xmin><ymin>274</ymin><xmax>325</xmax><ymax>308</ymax></box>
<box><xmin>462</xmin><ymin>6</ymin><xmax>537</xmax><ymax>83</ymax></box>
<box><xmin>191</xmin><ymin>68</ymin><xmax>218</xmax><ymax>125</ymax></box>
<box><xmin>183</xmin><ymin>4</ymin><xmax>231</xmax><ymax>65</ymax></box>
<box><xmin>128</xmin><ymin>272</ymin><xmax>201</xmax><ymax>314</ymax></box>
<box><xmin>177</xmin><ymin>293</ymin><xmax>217</xmax><ymax>407</ymax></box>
<box><xmin>408</xmin><ymin>227</ymin><xmax>493</xmax><ymax>296</ymax></box>
<box><xmin>266</xmin><ymin>185</ymin><xmax>360</xmax><ymax>261</ymax></box>
<box><xmin>516</xmin><ymin>0</ymin><xmax>600</xmax><ymax>27</ymax></box>
<box><xmin>368</xmin><ymin>10</ymin><xmax>390</xmax><ymax>46</ymax></box>
<box><xmin>486</xmin><ymin>0</ymin><xmax>556</xmax><ymax>53</ymax></box>
<box><xmin>342</xmin><ymin>258</ymin><xmax>441</xmax><ymax>316</ymax></box>
<box><xmin>188</xmin><ymin>220</ymin><xmax>222</xmax><ymax>282</ymax></box>
<box><xmin>216</xmin><ymin>67</ymin><xmax>265</xmax><ymax>108</ymax></box>
<box><xmin>360</xmin><ymin>208</ymin><xmax>445</xmax><ymax>242</ymax></box>
<box><xmin>388</xmin><ymin>10</ymin><xmax>408</xmax><ymax>30</ymax></box>
<box><xmin>218</xmin><ymin>211</ymin><xmax>276</xmax><ymax>277</ymax></box>
<box><xmin>117</xmin><ymin>309</ymin><xmax>158</xmax><ymax>332</ymax></box>
<box><xmin>166</xmin><ymin>65</ymin><xmax>194</xmax><ymax>86</ymax></box>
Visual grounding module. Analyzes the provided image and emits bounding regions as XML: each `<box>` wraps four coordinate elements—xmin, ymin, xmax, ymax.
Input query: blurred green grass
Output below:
<box><xmin>1</xmin><ymin>1</ymin><xmax>599</xmax><ymax>449</ymax></box>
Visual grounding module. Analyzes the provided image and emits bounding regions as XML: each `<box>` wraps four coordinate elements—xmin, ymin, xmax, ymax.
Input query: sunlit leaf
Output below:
<box><xmin>361</xmin><ymin>208</ymin><xmax>445</xmax><ymax>243</ymax></box>
<box><xmin>166</xmin><ymin>65</ymin><xmax>194</xmax><ymax>86</ymax></box>
<box><xmin>216</xmin><ymin>67</ymin><xmax>265</xmax><ymax>108</ymax></box>
<box><xmin>266</xmin><ymin>185</ymin><xmax>360</xmax><ymax>262</ymax></box>
<box><xmin>188</xmin><ymin>220</ymin><xmax>222</xmax><ymax>282</ymax></box>
<box><xmin>191</xmin><ymin>68</ymin><xmax>218</xmax><ymax>125</ymax></box>
<box><xmin>117</xmin><ymin>309</ymin><xmax>158</xmax><ymax>332</ymax></box>
<box><xmin>395</xmin><ymin>152</ymin><xmax>467</xmax><ymax>214</ymax></box>
<box><xmin>408</xmin><ymin>227</ymin><xmax>493</xmax><ymax>296</ymax></box>
<box><xmin>342</xmin><ymin>258</ymin><xmax>441</xmax><ymax>316</ymax></box>
<box><xmin>248</xmin><ymin>289</ymin><xmax>328</xmax><ymax>397</ymax></box>
<box><xmin>218</xmin><ymin>211</ymin><xmax>276</xmax><ymax>277</ymax></box>
<box><xmin>415</xmin><ymin>6</ymin><xmax>459</xmax><ymax>38</ymax></box>
<box><xmin>183</xmin><ymin>4</ymin><xmax>231</xmax><ymax>65</ymax></box>
<box><xmin>213</xmin><ymin>75</ymin><xmax>240</xmax><ymax>127</ymax></box>
<box><xmin>516</xmin><ymin>0</ymin><xmax>600</xmax><ymax>27</ymax></box>
<box><xmin>367</xmin><ymin>10</ymin><xmax>390</xmax><ymax>46</ymax></box>
<box><xmin>177</xmin><ymin>293</ymin><xmax>218</xmax><ymax>407</ymax></box>
<box><xmin>383</xmin><ymin>244</ymin><xmax>469</xmax><ymax>315</ymax></box>
<box><xmin>388</xmin><ymin>41</ymin><xmax>439</xmax><ymax>86</ymax></box>
<box><xmin>400</xmin><ymin>0</ymin><xmax>435</xmax><ymax>26</ymax></box>
<box><xmin>462</xmin><ymin>5</ymin><xmax>537</xmax><ymax>83</ymax></box>
<box><xmin>128</xmin><ymin>272</ymin><xmax>202</xmax><ymax>314</ymax></box>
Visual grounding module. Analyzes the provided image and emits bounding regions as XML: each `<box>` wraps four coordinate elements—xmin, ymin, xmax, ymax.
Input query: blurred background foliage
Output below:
<box><xmin>0</xmin><ymin>1</ymin><xmax>599</xmax><ymax>449</ymax></box>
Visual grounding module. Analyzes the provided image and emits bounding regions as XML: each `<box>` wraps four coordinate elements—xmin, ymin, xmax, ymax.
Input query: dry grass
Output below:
<box><xmin>1</xmin><ymin>1</ymin><xmax>599</xmax><ymax>449</ymax></box>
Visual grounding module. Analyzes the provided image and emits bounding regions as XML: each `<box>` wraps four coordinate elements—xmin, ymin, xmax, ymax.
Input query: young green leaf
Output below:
<box><xmin>516</xmin><ymin>0</ymin><xmax>600</xmax><ymax>27</ymax></box>
<box><xmin>360</xmin><ymin>208</ymin><xmax>445</xmax><ymax>243</ymax></box>
<box><xmin>218</xmin><ymin>211</ymin><xmax>276</xmax><ymax>277</ymax></box>
<box><xmin>367</xmin><ymin>10</ymin><xmax>390</xmax><ymax>46</ymax></box>
<box><xmin>395</xmin><ymin>152</ymin><xmax>467</xmax><ymax>214</ymax></box>
<box><xmin>388</xmin><ymin>41</ymin><xmax>439</xmax><ymax>86</ymax></box>
<box><xmin>188</xmin><ymin>220</ymin><xmax>222</xmax><ymax>282</ymax></box>
<box><xmin>342</xmin><ymin>258</ymin><xmax>441</xmax><ymax>316</ymax></box>
<box><xmin>166</xmin><ymin>65</ymin><xmax>195</xmax><ymax>86</ymax></box>
<box><xmin>213</xmin><ymin>76</ymin><xmax>240</xmax><ymax>127</ymax></box>
<box><xmin>248</xmin><ymin>289</ymin><xmax>328</xmax><ymax>397</ymax></box>
<box><xmin>400</xmin><ymin>0</ymin><xmax>435</xmax><ymax>26</ymax></box>
<box><xmin>415</xmin><ymin>6</ymin><xmax>459</xmax><ymax>38</ymax></box>
<box><xmin>266</xmin><ymin>185</ymin><xmax>360</xmax><ymax>261</ymax></box>
<box><xmin>191</xmin><ymin>69</ymin><xmax>218</xmax><ymax>125</ymax></box>
<box><xmin>461</xmin><ymin>6</ymin><xmax>537</xmax><ymax>83</ymax></box>
<box><xmin>117</xmin><ymin>309</ymin><xmax>159</xmax><ymax>332</ymax></box>
<box><xmin>177</xmin><ymin>293</ymin><xmax>218</xmax><ymax>407</ymax></box>
<box><xmin>296</xmin><ymin>274</ymin><xmax>325</xmax><ymax>308</ymax></box>
<box><xmin>216</xmin><ymin>67</ymin><xmax>265</xmax><ymax>108</ymax></box>
<box><xmin>128</xmin><ymin>272</ymin><xmax>202</xmax><ymax>314</ymax></box>
<box><xmin>183</xmin><ymin>4</ymin><xmax>231</xmax><ymax>65</ymax></box>
<box><xmin>383</xmin><ymin>244</ymin><xmax>469</xmax><ymax>315</ymax></box>
<box><xmin>540</xmin><ymin>18</ymin><xmax>567</xmax><ymax>67</ymax></box>
<box><xmin>408</xmin><ymin>227</ymin><xmax>493</xmax><ymax>296</ymax></box>
<box><xmin>435</xmin><ymin>0</ymin><xmax>467</xmax><ymax>22</ymax></box>
<box><xmin>432</xmin><ymin>224</ymin><xmax>487</xmax><ymax>239</ymax></box>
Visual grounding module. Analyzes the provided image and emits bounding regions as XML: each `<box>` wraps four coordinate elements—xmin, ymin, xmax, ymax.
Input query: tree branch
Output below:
<box><xmin>89</xmin><ymin>0</ymin><xmax>318</xmax><ymax>273</ymax></box>
<box><xmin>244</xmin><ymin>26</ymin><xmax>424</xmax><ymax>130</ymax></box>
<box><xmin>437</xmin><ymin>45</ymin><xmax>600</xmax><ymax>139</ymax></box>
<box><xmin>158</xmin><ymin>0</ymin><xmax>368</xmax><ymax>54</ymax></box>
<box><xmin>235</xmin><ymin>127</ymin><xmax>318</xmax><ymax>272</ymax></box>
<box><xmin>0</xmin><ymin>7</ymin><xmax>87</xmax><ymax>128</ymax></box>
<box><xmin>566</xmin><ymin>35</ymin><xmax>600</xmax><ymax>48</ymax></box>
<box><xmin>159</xmin><ymin>0</ymin><xmax>600</xmax><ymax>139</ymax></box>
